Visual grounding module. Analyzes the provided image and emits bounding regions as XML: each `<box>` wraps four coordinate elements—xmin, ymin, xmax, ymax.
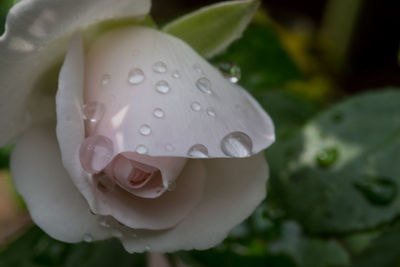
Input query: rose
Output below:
<box><xmin>1</xmin><ymin>0</ymin><xmax>275</xmax><ymax>252</ymax></box>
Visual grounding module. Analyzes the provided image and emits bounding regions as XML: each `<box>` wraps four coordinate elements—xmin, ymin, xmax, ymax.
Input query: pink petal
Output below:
<box><xmin>84</xmin><ymin>26</ymin><xmax>275</xmax><ymax>159</ymax></box>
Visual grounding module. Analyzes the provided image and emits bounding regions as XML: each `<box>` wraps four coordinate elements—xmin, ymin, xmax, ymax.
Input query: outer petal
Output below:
<box><xmin>56</xmin><ymin>33</ymin><xmax>205</xmax><ymax>230</ymax></box>
<box><xmin>85</xmin><ymin>26</ymin><xmax>275</xmax><ymax>159</ymax></box>
<box><xmin>121</xmin><ymin>153</ymin><xmax>269</xmax><ymax>252</ymax></box>
<box><xmin>0</xmin><ymin>0</ymin><xmax>151</xmax><ymax>146</ymax></box>
<box><xmin>10</xmin><ymin>123</ymin><xmax>111</xmax><ymax>242</ymax></box>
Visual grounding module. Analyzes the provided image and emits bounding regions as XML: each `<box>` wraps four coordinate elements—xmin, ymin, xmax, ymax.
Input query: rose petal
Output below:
<box><xmin>85</xmin><ymin>26</ymin><xmax>275</xmax><ymax>159</ymax></box>
<box><xmin>121</xmin><ymin>153</ymin><xmax>269</xmax><ymax>252</ymax></box>
<box><xmin>57</xmin><ymin>33</ymin><xmax>205</xmax><ymax>230</ymax></box>
<box><xmin>10</xmin><ymin>122</ymin><xmax>111</xmax><ymax>243</ymax></box>
<box><xmin>0</xmin><ymin>0</ymin><xmax>151</xmax><ymax>146</ymax></box>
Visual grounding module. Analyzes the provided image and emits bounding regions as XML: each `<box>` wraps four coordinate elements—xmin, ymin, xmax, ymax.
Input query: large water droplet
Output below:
<box><xmin>139</xmin><ymin>124</ymin><xmax>152</xmax><ymax>136</ymax></box>
<box><xmin>79</xmin><ymin>135</ymin><xmax>114</xmax><ymax>174</ymax></box>
<box><xmin>354</xmin><ymin>176</ymin><xmax>397</xmax><ymax>205</ymax></box>
<box><xmin>171</xmin><ymin>70</ymin><xmax>181</xmax><ymax>79</ymax></box>
<box><xmin>152</xmin><ymin>61</ymin><xmax>168</xmax><ymax>73</ymax></box>
<box><xmin>187</xmin><ymin>144</ymin><xmax>209</xmax><ymax>158</ymax></box>
<box><xmin>128</xmin><ymin>68</ymin><xmax>145</xmax><ymax>85</ymax></box>
<box><xmin>218</xmin><ymin>62</ymin><xmax>241</xmax><ymax>83</ymax></box>
<box><xmin>221</xmin><ymin>132</ymin><xmax>253</xmax><ymax>157</ymax></box>
<box><xmin>155</xmin><ymin>80</ymin><xmax>171</xmax><ymax>94</ymax></box>
<box><xmin>316</xmin><ymin>147</ymin><xmax>338</xmax><ymax>168</ymax></box>
<box><xmin>206</xmin><ymin>107</ymin><xmax>216</xmax><ymax>117</ymax></box>
<box><xmin>83</xmin><ymin>234</ymin><xmax>93</xmax><ymax>242</ymax></box>
<box><xmin>191</xmin><ymin>102</ymin><xmax>201</xmax><ymax>112</ymax></box>
<box><xmin>82</xmin><ymin>102</ymin><xmax>106</xmax><ymax>123</ymax></box>
<box><xmin>101</xmin><ymin>74</ymin><xmax>111</xmax><ymax>86</ymax></box>
<box><xmin>153</xmin><ymin>108</ymin><xmax>165</xmax><ymax>119</ymax></box>
<box><xmin>136</xmin><ymin>145</ymin><xmax>148</xmax><ymax>155</ymax></box>
<box><xmin>196</xmin><ymin>77</ymin><xmax>213</xmax><ymax>95</ymax></box>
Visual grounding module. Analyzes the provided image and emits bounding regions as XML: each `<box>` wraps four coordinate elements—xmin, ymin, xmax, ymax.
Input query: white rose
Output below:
<box><xmin>0</xmin><ymin>0</ymin><xmax>275</xmax><ymax>252</ymax></box>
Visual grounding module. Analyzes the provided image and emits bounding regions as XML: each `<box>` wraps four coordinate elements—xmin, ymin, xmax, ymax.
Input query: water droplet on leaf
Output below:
<box><xmin>196</xmin><ymin>77</ymin><xmax>213</xmax><ymax>95</ymax></box>
<box><xmin>153</xmin><ymin>108</ymin><xmax>165</xmax><ymax>118</ymax></box>
<box><xmin>218</xmin><ymin>62</ymin><xmax>241</xmax><ymax>83</ymax></box>
<box><xmin>82</xmin><ymin>102</ymin><xmax>106</xmax><ymax>123</ymax></box>
<box><xmin>155</xmin><ymin>80</ymin><xmax>170</xmax><ymax>94</ymax></box>
<box><xmin>79</xmin><ymin>135</ymin><xmax>114</xmax><ymax>174</ymax></box>
<box><xmin>206</xmin><ymin>107</ymin><xmax>216</xmax><ymax>117</ymax></box>
<box><xmin>191</xmin><ymin>102</ymin><xmax>201</xmax><ymax>112</ymax></box>
<box><xmin>136</xmin><ymin>145</ymin><xmax>148</xmax><ymax>155</ymax></box>
<box><xmin>83</xmin><ymin>234</ymin><xmax>93</xmax><ymax>242</ymax></box>
<box><xmin>128</xmin><ymin>68</ymin><xmax>145</xmax><ymax>85</ymax></box>
<box><xmin>139</xmin><ymin>124</ymin><xmax>152</xmax><ymax>136</ymax></box>
<box><xmin>354</xmin><ymin>176</ymin><xmax>397</xmax><ymax>205</ymax></box>
<box><xmin>316</xmin><ymin>147</ymin><xmax>338</xmax><ymax>168</ymax></box>
<box><xmin>152</xmin><ymin>61</ymin><xmax>168</xmax><ymax>73</ymax></box>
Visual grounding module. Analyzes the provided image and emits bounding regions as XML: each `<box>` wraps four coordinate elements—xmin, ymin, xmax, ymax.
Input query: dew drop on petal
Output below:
<box><xmin>354</xmin><ymin>176</ymin><xmax>397</xmax><ymax>205</ymax></box>
<box><xmin>191</xmin><ymin>102</ymin><xmax>201</xmax><ymax>112</ymax></box>
<box><xmin>128</xmin><ymin>68</ymin><xmax>145</xmax><ymax>85</ymax></box>
<box><xmin>101</xmin><ymin>74</ymin><xmax>111</xmax><ymax>86</ymax></box>
<box><xmin>206</xmin><ymin>107</ymin><xmax>216</xmax><ymax>117</ymax></box>
<box><xmin>196</xmin><ymin>77</ymin><xmax>213</xmax><ymax>95</ymax></box>
<box><xmin>152</xmin><ymin>61</ymin><xmax>168</xmax><ymax>73</ymax></box>
<box><xmin>167</xmin><ymin>180</ymin><xmax>176</xmax><ymax>191</ymax></box>
<box><xmin>171</xmin><ymin>70</ymin><xmax>181</xmax><ymax>79</ymax></box>
<box><xmin>218</xmin><ymin>62</ymin><xmax>241</xmax><ymax>83</ymax></box>
<box><xmin>165</xmin><ymin>144</ymin><xmax>175</xmax><ymax>152</ymax></box>
<box><xmin>193</xmin><ymin>63</ymin><xmax>203</xmax><ymax>74</ymax></box>
<box><xmin>155</xmin><ymin>80</ymin><xmax>171</xmax><ymax>94</ymax></box>
<box><xmin>153</xmin><ymin>108</ymin><xmax>165</xmax><ymax>119</ymax></box>
<box><xmin>187</xmin><ymin>144</ymin><xmax>209</xmax><ymax>158</ymax></box>
<box><xmin>136</xmin><ymin>145</ymin><xmax>148</xmax><ymax>155</ymax></box>
<box><xmin>79</xmin><ymin>135</ymin><xmax>114</xmax><ymax>174</ymax></box>
<box><xmin>111</xmin><ymin>228</ymin><xmax>123</xmax><ymax>238</ymax></box>
<box><xmin>221</xmin><ymin>132</ymin><xmax>253</xmax><ymax>158</ymax></box>
<box><xmin>139</xmin><ymin>124</ymin><xmax>152</xmax><ymax>136</ymax></box>
<box><xmin>83</xmin><ymin>234</ymin><xmax>93</xmax><ymax>243</ymax></box>
<box><xmin>82</xmin><ymin>102</ymin><xmax>106</xmax><ymax>123</ymax></box>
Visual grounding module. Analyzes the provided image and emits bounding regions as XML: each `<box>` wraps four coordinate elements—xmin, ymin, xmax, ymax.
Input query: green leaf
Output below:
<box><xmin>268</xmin><ymin>89</ymin><xmax>400</xmax><ymax>234</ymax></box>
<box><xmin>212</xmin><ymin>23</ymin><xmax>302</xmax><ymax>92</ymax></box>
<box><xmin>352</xmin><ymin>224</ymin><xmax>400</xmax><ymax>267</ymax></box>
<box><xmin>163</xmin><ymin>0</ymin><xmax>260</xmax><ymax>58</ymax></box>
<box><xmin>0</xmin><ymin>227</ymin><xmax>146</xmax><ymax>267</ymax></box>
<box><xmin>269</xmin><ymin>221</ymin><xmax>350</xmax><ymax>267</ymax></box>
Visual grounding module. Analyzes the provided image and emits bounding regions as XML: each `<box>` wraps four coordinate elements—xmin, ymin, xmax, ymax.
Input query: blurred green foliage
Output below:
<box><xmin>0</xmin><ymin>1</ymin><xmax>400</xmax><ymax>267</ymax></box>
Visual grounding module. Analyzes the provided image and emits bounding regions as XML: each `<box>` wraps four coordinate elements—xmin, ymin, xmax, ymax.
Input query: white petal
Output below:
<box><xmin>84</xmin><ymin>26</ymin><xmax>275</xmax><ymax>159</ymax></box>
<box><xmin>56</xmin><ymin>34</ymin><xmax>205</xmax><ymax>230</ymax></box>
<box><xmin>0</xmin><ymin>0</ymin><xmax>151</xmax><ymax>145</ymax></box>
<box><xmin>10</xmin><ymin>123</ymin><xmax>111</xmax><ymax>243</ymax></box>
<box><xmin>121</xmin><ymin>153</ymin><xmax>269</xmax><ymax>253</ymax></box>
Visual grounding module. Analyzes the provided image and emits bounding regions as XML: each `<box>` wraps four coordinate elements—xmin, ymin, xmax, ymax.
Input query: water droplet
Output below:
<box><xmin>218</xmin><ymin>62</ymin><xmax>241</xmax><ymax>83</ymax></box>
<box><xmin>152</xmin><ymin>61</ymin><xmax>168</xmax><ymax>73</ymax></box>
<box><xmin>111</xmin><ymin>228</ymin><xmax>123</xmax><ymax>238</ymax></box>
<box><xmin>191</xmin><ymin>101</ymin><xmax>201</xmax><ymax>112</ymax></box>
<box><xmin>97</xmin><ymin>217</ymin><xmax>110</xmax><ymax>228</ymax></box>
<box><xmin>193</xmin><ymin>63</ymin><xmax>203</xmax><ymax>74</ymax></box>
<box><xmin>139</xmin><ymin>124</ymin><xmax>152</xmax><ymax>136</ymax></box>
<box><xmin>171</xmin><ymin>70</ymin><xmax>181</xmax><ymax>79</ymax></box>
<box><xmin>354</xmin><ymin>176</ymin><xmax>397</xmax><ymax>205</ymax></box>
<box><xmin>165</xmin><ymin>144</ymin><xmax>175</xmax><ymax>152</ymax></box>
<box><xmin>82</xmin><ymin>102</ymin><xmax>106</xmax><ymax>123</ymax></box>
<box><xmin>155</xmin><ymin>80</ymin><xmax>171</xmax><ymax>94</ymax></box>
<box><xmin>128</xmin><ymin>68</ymin><xmax>145</xmax><ymax>85</ymax></box>
<box><xmin>136</xmin><ymin>145</ymin><xmax>148</xmax><ymax>155</ymax></box>
<box><xmin>316</xmin><ymin>147</ymin><xmax>338</xmax><ymax>168</ymax></box>
<box><xmin>83</xmin><ymin>234</ymin><xmax>93</xmax><ymax>243</ymax></box>
<box><xmin>145</xmin><ymin>245</ymin><xmax>151</xmax><ymax>251</ymax></box>
<box><xmin>95</xmin><ymin>172</ymin><xmax>115</xmax><ymax>193</ymax></box>
<box><xmin>221</xmin><ymin>132</ymin><xmax>253</xmax><ymax>157</ymax></box>
<box><xmin>187</xmin><ymin>144</ymin><xmax>209</xmax><ymax>158</ymax></box>
<box><xmin>206</xmin><ymin>107</ymin><xmax>216</xmax><ymax>117</ymax></box>
<box><xmin>101</xmin><ymin>74</ymin><xmax>111</xmax><ymax>85</ymax></box>
<box><xmin>196</xmin><ymin>77</ymin><xmax>213</xmax><ymax>95</ymax></box>
<box><xmin>167</xmin><ymin>181</ymin><xmax>176</xmax><ymax>191</ymax></box>
<box><xmin>79</xmin><ymin>135</ymin><xmax>114</xmax><ymax>174</ymax></box>
<box><xmin>153</xmin><ymin>108</ymin><xmax>165</xmax><ymax>119</ymax></box>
